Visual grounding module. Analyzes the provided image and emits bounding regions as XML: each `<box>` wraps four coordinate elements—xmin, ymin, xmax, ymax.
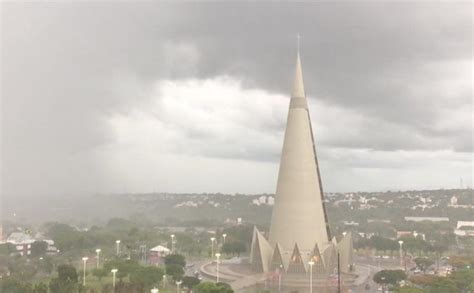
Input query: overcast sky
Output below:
<box><xmin>1</xmin><ymin>1</ymin><xmax>472</xmax><ymax>199</ymax></box>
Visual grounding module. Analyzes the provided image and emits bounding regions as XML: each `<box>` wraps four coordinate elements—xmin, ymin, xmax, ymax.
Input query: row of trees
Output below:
<box><xmin>355</xmin><ymin>235</ymin><xmax>450</xmax><ymax>256</ymax></box>
<box><xmin>1</xmin><ymin>252</ymin><xmax>236</xmax><ymax>293</ymax></box>
<box><xmin>373</xmin><ymin>268</ymin><xmax>474</xmax><ymax>292</ymax></box>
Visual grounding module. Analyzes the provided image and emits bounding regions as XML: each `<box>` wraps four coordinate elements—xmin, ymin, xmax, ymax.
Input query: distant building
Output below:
<box><xmin>6</xmin><ymin>232</ymin><xmax>35</xmax><ymax>256</ymax></box>
<box><xmin>148</xmin><ymin>245</ymin><xmax>171</xmax><ymax>265</ymax></box>
<box><xmin>396</xmin><ymin>231</ymin><xmax>412</xmax><ymax>238</ymax></box>
<box><xmin>450</xmin><ymin>196</ymin><xmax>458</xmax><ymax>206</ymax></box>
<box><xmin>6</xmin><ymin>232</ymin><xmax>57</xmax><ymax>256</ymax></box>
<box><xmin>454</xmin><ymin>221</ymin><xmax>474</xmax><ymax>237</ymax></box>
<box><xmin>343</xmin><ymin>221</ymin><xmax>359</xmax><ymax>226</ymax></box>
<box><xmin>367</xmin><ymin>219</ymin><xmax>391</xmax><ymax>223</ymax></box>
<box><xmin>404</xmin><ymin>216</ymin><xmax>449</xmax><ymax>222</ymax></box>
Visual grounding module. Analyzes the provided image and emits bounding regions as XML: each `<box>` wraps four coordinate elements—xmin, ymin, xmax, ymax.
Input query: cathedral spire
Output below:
<box><xmin>292</xmin><ymin>34</ymin><xmax>305</xmax><ymax>98</ymax></box>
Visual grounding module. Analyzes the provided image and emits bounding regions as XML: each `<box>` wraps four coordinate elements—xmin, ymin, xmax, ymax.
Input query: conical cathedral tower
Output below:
<box><xmin>268</xmin><ymin>51</ymin><xmax>330</xmax><ymax>252</ymax></box>
<box><xmin>250</xmin><ymin>49</ymin><xmax>353</xmax><ymax>275</ymax></box>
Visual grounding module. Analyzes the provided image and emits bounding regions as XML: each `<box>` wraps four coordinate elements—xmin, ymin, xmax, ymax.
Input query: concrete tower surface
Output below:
<box><xmin>268</xmin><ymin>51</ymin><xmax>330</xmax><ymax>252</ymax></box>
<box><xmin>250</xmin><ymin>49</ymin><xmax>353</xmax><ymax>276</ymax></box>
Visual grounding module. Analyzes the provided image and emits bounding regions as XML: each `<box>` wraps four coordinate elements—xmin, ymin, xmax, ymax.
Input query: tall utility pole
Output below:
<box><xmin>337</xmin><ymin>252</ymin><xmax>341</xmax><ymax>293</ymax></box>
<box><xmin>139</xmin><ymin>245</ymin><xmax>147</xmax><ymax>264</ymax></box>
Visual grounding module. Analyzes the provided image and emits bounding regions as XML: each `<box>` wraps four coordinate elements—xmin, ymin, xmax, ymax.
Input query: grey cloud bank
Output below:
<box><xmin>1</xmin><ymin>2</ymin><xmax>472</xmax><ymax>198</ymax></box>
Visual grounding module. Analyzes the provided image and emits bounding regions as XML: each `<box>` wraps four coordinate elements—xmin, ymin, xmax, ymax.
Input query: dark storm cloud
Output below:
<box><xmin>1</xmin><ymin>1</ymin><xmax>472</xmax><ymax>195</ymax></box>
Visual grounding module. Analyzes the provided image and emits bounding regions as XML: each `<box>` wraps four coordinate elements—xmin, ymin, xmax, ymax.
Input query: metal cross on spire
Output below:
<box><xmin>297</xmin><ymin>33</ymin><xmax>301</xmax><ymax>55</ymax></box>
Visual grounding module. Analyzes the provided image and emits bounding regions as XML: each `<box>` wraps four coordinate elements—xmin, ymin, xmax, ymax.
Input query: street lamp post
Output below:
<box><xmin>171</xmin><ymin>234</ymin><xmax>175</xmax><ymax>253</ymax></box>
<box><xmin>337</xmin><ymin>251</ymin><xmax>341</xmax><ymax>293</ymax></box>
<box><xmin>222</xmin><ymin>233</ymin><xmax>227</xmax><ymax>244</ymax></box>
<box><xmin>278</xmin><ymin>265</ymin><xmax>283</xmax><ymax>292</ymax></box>
<box><xmin>210</xmin><ymin>237</ymin><xmax>216</xmax><ymax>258</ymax></box>
<box><xmin>308</xmin><ymin>261</ymin><xmax>314</xmax><ymax>293</ymax></box>
<box><xmin>116</xmin><ymin>240</ymin><xmax>121</xmax><ymax>255</ymax></box>
<box><xmin>398</xmin><ymin>240</ymin><xmax>404</xmax><ymax>269</ymax></box>
<box><xmin>82</xmin><ymin>257</ymin><xmax>89</xmax><ymax>286</ymax></box>
<box><xmin>162</xmin><ymin>275</ymin><xmax>167</xmax><ymax>289</ymax></box>
<box><xmin>215</xmin><ymin>253</ymin><xmax>221</xmax><ymax>283</ymax></box>
<box><xmin>111</xmin><ymin>269</ymin><xmax>118</xmax><ymax>289</ymax></box>
<box><xmin>176</xmin><ymin>280</ymin><xmax>182</xmax><ymax>293</ymax></box>
<box><xmin>95</xmin><ymin>249</ymin><xmax>101</xmax><ymax>269</ymax></box>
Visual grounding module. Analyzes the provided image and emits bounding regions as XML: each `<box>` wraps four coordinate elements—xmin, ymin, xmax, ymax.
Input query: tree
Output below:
<box><xmin>33</xmin><ymin>283</ymin><xmax>48</xmax><ymax>293</ymax></box>
<box><xmin>92</xmin><ymin>268</ymin><xmax>108</xmax><ymax>281</ymax></box>
<box><xmin>0</xmin><ymin>243</ymin><xmax>16</xmax><ymax>256</ymax></box>
<box><xmin>448</xmin><ymin>256</ymin><xmax>474</xmax><ymax>269</ymax></box>
<box><xmin>49</xmin><ymin>264</ymin><xmax>79</xmax><ymax>293</ymax></box>
<box><xmin>37</xmin><ymin>257</ymin><xmax>54</xmax><ymax>274</ymax></box>
<box><xmin>194</xmin><ymin>281</ymin><xmax>234</xmax><ymax>293</ymax></box>
<box><xmin>182</xmin><ymin>276</ymin><xmax>200</xmax><ymax>289</ymax></box>
<box><xmin>0</xmin><ymin>278</ymin><xmax>33</xmax><ymax>293</ymax></box>
<box><xmin>129</xmin><ymin>266</ymin><xmax>164</xmax><ymax>289</ymax></box>
<box><xmin>49</xmin><ymin>278</ymin><xmax>78</xmax><ymax>293</ymax></box>
<box><xmin>428</xmin><ymin>278</ymin><xmax>458</xmax><ymax>293</ymax></box>
<box><xmin>414</xmin><ymin>257</ymin><xmax>434</xmax><ymax>272</ymax></box>
<box><xmin>104</xmin><ymin>259</ymin><xmax>140</xmax><ymax>281</ymax></box>
<box><xmin>373</xmin><ymin>270</ymin><xmax>406</xmax><ymax>286</ymax></box>
<box><xmin>57</xmin><ymin>264</ymin><xmax>79</xmax><ymax>283</ymax></box>
<box><xmin>370</xmin><ymin>236</ymin><xmax>398</xmax><ymax>254</ymax></box>
<box><xmin>30</xmin><ymin>241</ymin><xmax>48</xmax><ymax>257</ymax></box>
<box><xmin>165</xmin><ymin>264</ymin><xmax>184</xmax><ymax>281</ymax></box>
<box><xmin>222</xmin><ymin>241</ymin><xmax>246</xmax><ymax>256</ymax></box>
<box><xmin>46</xmin><ymin>223</ymin><xmax>81</xmax><ymax>251</ymax></box>
<box><xmin>397</xmin><ymin>287</ymin><xmax>424</xmax><ymax>293</ymax></box>
<box><xmin>448</xmin><ymin>269</ymin><xmax>474</xmax><ymax>292</ymax></box>
<box><xmin>165</xmin><ymin>254</ymin><xmax>186</xmax><ymax>267</ymax></box>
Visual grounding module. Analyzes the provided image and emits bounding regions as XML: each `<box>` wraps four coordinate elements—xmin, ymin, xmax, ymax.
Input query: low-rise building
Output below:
<box><xmin>454</xmin><ymin>221</ymin><xmax>474</xmax><ymax>237</ymax></box>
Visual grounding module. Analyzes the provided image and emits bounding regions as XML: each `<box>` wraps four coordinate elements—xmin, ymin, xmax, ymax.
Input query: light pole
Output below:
<box><xmin>215</xmin><ymin>253</ymin><xmax>221</xmax><ymax>283</ymax></box>
<box><xmin>116</xmin><ymin>240</ymin><xmax>121</xmax><ymax>255</ymax></box>
<box><xmin>95</xmin><ymin>248</ymin><xmax>101</xmax><ymax>268</ymax></box>
<box><xmin>278</xmin><ymin>264</ymin><xmax>283</xmax><ymax>292</ymax></box>
<box><xmin>222</xmin><ymin>233</ymin><xmax>227</xmax><ymax>244</ymax></box>
<box><xmin>308</xmin><ymin>260</ymin><xmax>314</xmax><ymax>293</ymax></box>
<box><xmin>82</xmin><ymin>257</ymin><xmax>88</xmax><ymax>286</ymax></box>
<box><xmin>176</xmin><ymin>280</ymin><xmax>182</xmax><ymax>293</ymax></box>
<box><xmin>151</xmin><ymin>288</ymin><xmax>159</xmax><ymax>293</ymax></box>
<box><xmin>162</xmin><ymin>275</ymin><xmax>167</xmax><ymax>289</ymax></box>
<box><xmin>210</xmin><ymin>237</ymin><xmax>216</xmax><ymax>258</ymax></box>
<box><xmin>398</xmin><ymin>240</ymin><xmax>404</xmax><ymax>268</ymax></box>
<box><xmin>111</xmin><ymin>269</ymin><xmax>118</xmax><ymax>289</ymax></box>
<box><xmin>337</xmin><ymin>251</ymin><xmax>341</xmax><ymax>293</ymax></box>
<box><xmin>171</xmin><ymin>234</ymin><xmax>175</xmax><ymax>253</ymax></box>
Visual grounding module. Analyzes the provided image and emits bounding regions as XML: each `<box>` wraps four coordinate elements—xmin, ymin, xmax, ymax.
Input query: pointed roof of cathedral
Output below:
<box><xmin>291</xmin><ymin>52</ymin><xmax>306</xmax><ymax>98</ymax></box>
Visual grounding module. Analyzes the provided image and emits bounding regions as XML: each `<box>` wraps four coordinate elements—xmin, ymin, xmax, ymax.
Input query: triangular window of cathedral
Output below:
<box><xmin>287</xmin><ymin>243</ymin><xmax>305</xmax><ymax>274</ymax></box>
<box><xmin>270</xmin><ymin>244</ymin><xmax>284</xmax><ymax>271</ymax></box>
<box><xmin>310</xmin><ymin>243</ymin><xmax>325</xmax><ymax>274</ymax></box>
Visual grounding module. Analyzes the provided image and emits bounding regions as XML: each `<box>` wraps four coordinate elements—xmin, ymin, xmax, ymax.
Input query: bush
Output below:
<box><xmin>194</xmin><ymin>281</ymin><xmax>233</xmax><ymax>293</ymax></box>
<box><xmin>373</xmin><ymin>269</ymin><xmax>406</xmax><ymax>286</ymax></box>
<box><xmin>182</xmin><ymin>276</ymin><xmax>200</xmax><ymax>289</ymax></box>
<box><xmin>165</xmin><ymin>254</ymin><xmax>186</xmax><ymax>267</ymax></box>
<box><xmin>129</xmin><ymin>266</ymin><xmax>164</xmax><ymax>289</ymax></box>
<box><xmin>165</xmin><ymin>264</ymin><xmax>184</xmax><ymax>281</ymax></box>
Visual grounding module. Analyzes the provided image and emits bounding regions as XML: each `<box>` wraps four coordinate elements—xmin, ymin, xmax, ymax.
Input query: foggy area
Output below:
<box><xmin>0</xmin><ymin>2</ymin><xmax>472</xmax><ymax>293</ymax></box>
